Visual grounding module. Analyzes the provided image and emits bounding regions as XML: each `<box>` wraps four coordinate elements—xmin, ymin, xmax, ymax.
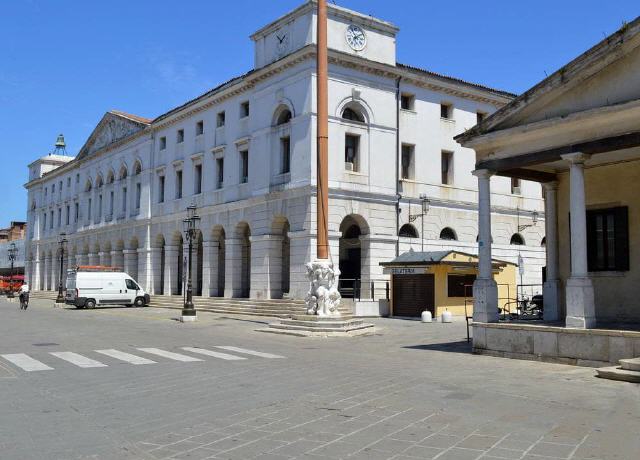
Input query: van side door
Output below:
<box><xmin>125</xmin><ymin>278</ymin><xmax>139</xmax><ymax>304</ymax></box>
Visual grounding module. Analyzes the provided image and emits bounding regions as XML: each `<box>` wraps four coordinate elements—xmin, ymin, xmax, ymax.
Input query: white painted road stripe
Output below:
<box><xmin>95</xmin><ymin>349</ymin><xmax>156</xmax><ymax>365</ymax></box>
<box><xmin>50</xmin><ymin>352</ymin><xmax>108</xmax><ymax>368</ymax></box>
<box><xmin>137</xmin><ymin>348</ymin><xmax>203</xmax><ymax>362</ymax></box>
<box><xmin>181</xmin><ymin>347</ymin><xmax>247</xmax><ymax>361</ymax></box>
<box><xmin>215</xmin><ymin>346</ymin><xmax>285</xmax><ymax>359</ymax></box>
<box><xmin>1</xmin><ymin>354</ymin><xmax>53</xmax><ymax>371</ymax></box>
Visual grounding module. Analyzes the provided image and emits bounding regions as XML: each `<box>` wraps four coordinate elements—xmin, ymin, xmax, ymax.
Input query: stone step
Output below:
<box><xmin>596</xmin><ymin>366</ymin><xmax>640</xmax><ymax>383</ymax></box>
<box><xmin>279</xmin><ymin>319</ymin><xmax>364</xmax><ymax>328</ymax></box>
<box><xmin>267</xmin><ymin>322</ymin><xmax>375</xmax><ymax>333</ymax></box>
<box><xmin>619</xmin><ymin>358</ymin><xmax>640</xmax><ymax>372</ymax></box>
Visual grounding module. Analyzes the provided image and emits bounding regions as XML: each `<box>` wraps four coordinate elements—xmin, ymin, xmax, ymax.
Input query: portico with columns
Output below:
<box><xmin>457</xmin><ymin>17</ymin><xmax>640</xmax><ymax>365</ymax></box>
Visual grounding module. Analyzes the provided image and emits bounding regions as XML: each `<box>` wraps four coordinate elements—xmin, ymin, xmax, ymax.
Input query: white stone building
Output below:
<box><xmin>24</xmin><ymin>1</ymin><xmax>545</xmax><ymax>314</ymax></box>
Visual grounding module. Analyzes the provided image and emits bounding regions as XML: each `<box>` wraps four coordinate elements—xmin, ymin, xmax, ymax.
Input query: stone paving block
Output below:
<box><xmin>434</xmin><ymin>447</ymin><xmax>484</xmax><ymax>460</ymax></box>
<box><xmin>307</xmin><ymin>440</ymin><xmax>362</xmax><ymax>457</ymax></box>
<box><xmin>484</xmin><ymin>447</ymin><xmax>525</xmax><ymax>459</ymax></box>
<box><xmin>528</xmin><ymin>441</ymin><xmax>576</xmax><ymax>458</ymax></box>
<box><xmin>271</xmin><ymin>439</ymin><xmax>325</xmax><ymax>456</ymax></box>
<box><xmin>419</xmin><ymin>433</ymin><xmax>462</xmax><ymax>449</ymax></box>
<box><xmin>388</xmin><ymin>425</ymin><xmax>435</xmax><ymax>442</ymax></box>
<box><xmin>365</xmin><ymin>438</ymin><xmax>414</xmax><ymax>454</ymax></box>
<box><xmin>219</xmin><ymin>438</ymin><xmax>287</xmax><ymax>459</ymax></box>
<box><xmin>401</xmin><ymin>444</ymin><xmax>443</xmax><ymax>459</ymax></box>
<box><xmin>169</xmin><ymin>447</ymin><xmax>223</xmax><ymax>459</ymax></box>
<box><xmin>457</xmin><ymin>434</ymin><xmax>500</xmax><ymax>450</ymax></box>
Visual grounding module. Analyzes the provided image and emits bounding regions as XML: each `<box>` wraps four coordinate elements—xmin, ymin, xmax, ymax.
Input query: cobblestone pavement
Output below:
<box><xmin>0</xmin><ymin>297</ymin><xmax>638</xmax><ymax>459</ymax></box>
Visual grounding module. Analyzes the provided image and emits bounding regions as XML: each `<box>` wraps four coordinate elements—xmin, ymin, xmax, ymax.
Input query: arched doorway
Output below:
<box><xmin>212</xmin><ymin>226</ymin><xmax>226</xmax><ymax>297</ymax></box>
<box><xmin>271</xmin><ymin>217</ymin><xmax>290</xmax><ymax>298</ymax></box>
<box><xmin>236</xmin><ymin>223</ymin><xmax>251</xmax><ymax>298</ymax></box>
<box><xmin>338</xmin><ymin>215</ymin><xmax>368</xmax><ymax>298</ymax></box>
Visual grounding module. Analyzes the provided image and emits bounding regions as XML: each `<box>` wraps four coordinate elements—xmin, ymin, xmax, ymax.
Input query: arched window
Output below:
<box><xmin>106</xmin><ymin>170</ymin><xmax>114</xmax><ymax>184</ymax></box>
<box><xmin>95</xmin><ymin>175</ymin><xmax>103</xmax><ymax>188</ymax></box>
<box><xmin>119</xmin><ymin>166</ymin><xmax>128</xmax><ymax>180</ymax></box>
<box><xmin>440</xmin><ymin>227</ymin><xmax>457</xmax><ymax>241</ymax></box>
<box><xmin>342</xmin><ymin>106</ymin><xmax>365</xmax><ymax>123</ymax></box>
<box><xmin>85</xmin><ymin>180</ymin><xmax>92</xmax><ymax>192</ymax></box>
<box><xmin>510</xmin><ymin>233</ymin><xmax>525</xmax><ymax>245</ymax></box>
<box><xmin>399</xmin><ymin>224</ymin><xmax>419</xmax><ymax>238</ymax></box>
<box><xmin>541</xmin><ymin>236</ymin><xmax>546</xmax><ymax>247</ymax></box>
<box><xmin>133</xmin><ymin>161</ymin><xmax>142</xmax><ymax>175</ymax></box>
<box><xmin>343</xmin><ymin>224</ymin><xmax>361</xmax><ymax>239</ymax></box>
<box><xmin>276</xmin><ymin>109</ymin><xmax>292</xmax><ymax>126</ymax></box>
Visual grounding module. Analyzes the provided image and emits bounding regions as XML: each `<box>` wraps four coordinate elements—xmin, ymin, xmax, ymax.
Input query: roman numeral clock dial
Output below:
<box><xmin>346</xmin><ymin>24</ymin><xmax>366</xmax><ymax>51</ymax></box>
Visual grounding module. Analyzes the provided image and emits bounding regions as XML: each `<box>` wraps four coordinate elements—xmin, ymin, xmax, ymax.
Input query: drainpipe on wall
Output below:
<box><xmin>395</xmin><ymin>76</ymin><xmax>401</xmax><ymax>257</ymax></box>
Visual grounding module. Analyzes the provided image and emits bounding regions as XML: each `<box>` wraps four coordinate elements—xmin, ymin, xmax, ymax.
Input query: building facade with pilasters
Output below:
<box><xmin>25</xmin><ymin>1</ymin><xmax>544</xmax><ymax>311</ymax></box>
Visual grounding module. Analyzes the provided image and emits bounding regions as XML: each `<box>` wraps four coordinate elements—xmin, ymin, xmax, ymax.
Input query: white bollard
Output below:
<box><xmin>421</xmin><ymin>310</ymin><xmax>432</xmax><ymax>323</ymax></box>
<box><xmin>441</xmin><ymin>310</ymin><xmax>453</xmax><ymax>323</ymax></box>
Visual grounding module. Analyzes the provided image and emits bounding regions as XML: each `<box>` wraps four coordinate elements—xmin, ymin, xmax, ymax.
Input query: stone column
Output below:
<box><xmin>542</xmin><ymin>181</ymin><xmax>561</xmax><ymax>321</ymax></box>
<box><xmin>150</xmin><ymin>247</ymin><xmax>163</xmax><ymax>295</ymax></box>
<box><xmin>268</xmin><ymin>235</ymin><xmax>284</xmax><ymax>299</ymax></box>
<box><xmin>137</xmin><ymin>247</ymin><xmax>151</xmax><ymax>291</ymax></box>
<box><xmin>33</xmin><ymin>258</ymin><xmax>41</xmax><ymax>290</ymax></box>
<box><xmin>224</xmin><ymin>237</ymin><xmax>243</xmax><ymax>298</ymax></box>
<box><xmin>248</xmin><ymin>234</ymin><xmax>277</xmax><ymax>299</ymax></box>
<box><xmin>472</xmin><ymin>169</ymin><xmax>498</xmax><ymax>322</ymax></box>
<box><xmin>359</xmin><ymin>235</ymin><xmax>372</xmax><ymax>299</ymax></box>
<box><xmin>44</xmin><ymin>255</ymin><xmax>52</xmax><ymax>290</ymax></box>
<box><xmin>164</xmin><ymin>245</ymin><xmax>179</xmax><ymax>295</ymax></box>
<box><xmin>123</xmin><ymin>250</ymin><xmax>138</xmax><ymax>279</ymax></box>
<box><xmin>201</xmin><ymin>241</ymin><xmax>215</xmax><ymax>297</ymax></box>
<box><xmin>88</xmin><ymin>253</ymin><xmax>99</xmax><ymax>266</ymax></box>
<box><xmin>110</xmin><ymin>250</ymin><xmax>124</xmax><ymax>271</ymax></box>
<box><xmin>561</xmin><ymin>153</ymin><xmax>595</xmax><ymax>328</ymax></box>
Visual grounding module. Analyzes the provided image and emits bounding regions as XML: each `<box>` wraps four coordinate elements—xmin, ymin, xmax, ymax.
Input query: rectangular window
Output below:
<box><xmin>217</xmin><ymin>111</ymin><xmax>226</xmax><ymax>127</ymax></box>
<box><xmin>44</xmin><ymin>187</ymin><xmax>48</xmax><ymax>196</ymax></box>
<box><xmin>281</xmin><ymin>136</ymin><xmax>291</xmax><ymax>174</ymax></box>
<box><xmin>345</xmin><ymin>134</ymin><xmax>360</xmax><ymax>172</ymax></box>
<box><xmin>59</xmin><ymin>181</ymin><xmax>62</xmax><ymax>192</ymax></box>
<box><xmin>587</xmin><ymin>207</ymin><xmax>629</xmax><ymax>271</ymax></box>
<box><xmin>109</xmin><ymin>191</ymin><xmax>114</xmax><ymax>215</ymax></box>
<box><xmin>98</xmin><ymin>194</ymin><xmax>103</xmax><ymax>218</ymax></box>
<box><xmin>50</xmin><ymin>211</ymin><xmax>54</xmax><ymax>229</ymax></box>
<box><xmin>87</xmin><ymin>198</ymin><xmax>92</xmax><ymax>220</ymax></box>
<box><xmin>510</xmin><ymin>177</ymin><xmax>521</xmax><ymax>195</ymax></box>
<box><xmin>441</xmin><ymin>150</ymin><xmax>453</xmax><ymax>185</ymax></box>
<box><xmin>159</xmin><ymin>136</ymin><xmax>167</xmax><ymax>150</ymax></box>
<box><xmin>477</xmin><ymin>111</ymin><xmax>487</xmax><ymax>124</ymax></box>
<box><xmin>67</xmin><ymin>177</ymin><xmax>71</xmax><ymax>187</ymax></box>
<box><xmin>75</xmin><ymin>203</ymin><xmax>79</xmax><ymax>222</ymax></box>
<box><xmin>239</xmin><ymin>151</ymin><xmax>249</xmax><ymax>183</ymax></box>
<box><xmin>216</xmin><ymin>158</ymin><xmax>224</xmax><ymax>189</ymax></box>
<box><xmin>52</xmin><ymin>183</ymin><xmax>55</xmax><ymax>193</ymax></box>
<box><xmin>400</xmin><ymin>93</ymin><xmax>415</xmax><ymax>110</ymax></box>
<box><xmin>57</xmin><ymin>208</ymin><xmax>61</xmax><ymax>227</ymax></box>
<box><xmin>43</xmin><ymin>212</ymin><xmax>47</xmax><ymax>231</ymax></box>
<box><xmin>401</xmin><ymin>144</ymin><xmax>414</xmax><ymax>180</ymax></box>
<box><xmin>196</xmin><ymin>120</ymin><xmax>204</xmax><ymax>136</ymax></box>
<box><xmin>175</xmin><ymin>170</ymin><xmax>183</xmax><ymax>198</ymax></box>
<box><xmin>66</xmin><ymin>205</ymin><xmax>70</xmax><ymax>225</ymax></box>
<box><xmin>240</xmin><ymin>101</ymin><xmax>250</xmax><ymax>118</ymax></box>
<box><xmin>194</xmin><ymin>164</ymin><xmax>202</xmax><ymax>194</ymax></box>
<box><xmin>122</xmin><ymin>187</ymin><xmax>127</xmax><ymax>212</ymax></box>
<box><xmin>177</xmin><ymin>129</ymin><xmax>184</xmax><ymax>143</ymax></box>
<box><xmin>135</xmin><ymin>183</ymin><xmax>141</xmax><ymax>209</ymax></box>
<box><xmin>447</xmin><ymin>274</ymin><xmax>476</xmax><ymax>298</ymax></box>
<box><xmin>76</xmin><ymin>174</ymin><xmax>79</xmax><ymax>184</ymax></box>
<box><xmin>158</xmin><ymin>175</ymin><xmax>165</xmax><ymax>203</ymax></box>
<box><xmin>440</xmin><ymin>103</ymin><xmax>452</xmax><ymax>119</ymax></box>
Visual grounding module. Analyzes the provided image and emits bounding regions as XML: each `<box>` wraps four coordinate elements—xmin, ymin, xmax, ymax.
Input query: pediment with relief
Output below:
<box><xmin>76</xmin><ymin>111</ymin><xmax>150</xmax><ymax>160</ymax></box>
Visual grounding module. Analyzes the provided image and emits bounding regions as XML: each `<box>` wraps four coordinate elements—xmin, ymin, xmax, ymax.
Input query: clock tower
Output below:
<box><xmin>250</xmin><ymin>0</ymin><xmax>399</xmax><ymax>69</ymax></box>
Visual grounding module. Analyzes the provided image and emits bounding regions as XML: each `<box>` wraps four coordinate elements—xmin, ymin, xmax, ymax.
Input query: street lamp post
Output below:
<box><xmin>56</xmin><ymin>233</ymin><xmax>68</xmax><ymax>304</ymax></box>
<box><xmin>408</xmin><ymin>194</ymin><xmax>430</xmax><ymax>252</ymax></box>
<box><xmin>7</xmin><ymin>243</ymin><xmax>17</xmax><ymax>299</ymax></box>
<box><xmin>181</xmin><ymin>205</ymin><xmax>200</xmax><ymax>322</ymax></box>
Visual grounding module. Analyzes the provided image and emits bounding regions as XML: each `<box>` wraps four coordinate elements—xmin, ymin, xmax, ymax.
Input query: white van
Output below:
<box><xmin>65</xmin><ymin>267</ymin><xmax>150</xmax><ymax>309</ymax></box>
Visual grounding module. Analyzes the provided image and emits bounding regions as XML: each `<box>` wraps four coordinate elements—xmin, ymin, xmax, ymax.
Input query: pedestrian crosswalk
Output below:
<box><xmin>0</xmin><ymin>346</ymin><xmax>285</xmax><ymax>372</ymax></box>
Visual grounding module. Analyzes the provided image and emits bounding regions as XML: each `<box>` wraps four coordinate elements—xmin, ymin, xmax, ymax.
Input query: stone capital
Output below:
<box><xmin>472</xmin><ymin>169</ymin><xmax>495</xmax><ymax>179</ymax></box>
<box><xmin>561</xmin><ymin>152</ymin><xmax>591</xmax><ymax>164</ymax></box>
<box><xmin>542</xmin><ymin>180</ymin><xmax>559</xmax><ymax>191</ymax></box>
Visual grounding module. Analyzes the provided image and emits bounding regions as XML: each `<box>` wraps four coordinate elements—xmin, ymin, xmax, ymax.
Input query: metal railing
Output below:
<box><xmin>338</xmin><ymin>278</ymin><xmax>390</xmax><ymax>302</ymax></box>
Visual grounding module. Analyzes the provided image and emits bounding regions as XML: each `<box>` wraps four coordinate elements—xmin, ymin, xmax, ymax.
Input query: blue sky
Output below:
<box><xmin>1</xmin><ymin>1</ymin><xmax>637</xmax><ymax>223</ymax></box>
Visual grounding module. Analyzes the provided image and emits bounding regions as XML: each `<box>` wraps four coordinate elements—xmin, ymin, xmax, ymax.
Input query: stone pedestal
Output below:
<box><xmin>472</xmin><ymin>278</ymin><xmax>499</xmax><ymax>323</ymax></box>
<box><xmin>260</xmin><ymin>315</ymin><xmax>375</xmax><ymax>337</ymax></box>
<box><xmin>543</xmin><ymin>280</ymin><xmax>561</xmax><ymax>322</ymax></box>
<box><xmin>565</xmin><ymin>277</ymin><xmax>596</xmax><ymax>328</ymax></box>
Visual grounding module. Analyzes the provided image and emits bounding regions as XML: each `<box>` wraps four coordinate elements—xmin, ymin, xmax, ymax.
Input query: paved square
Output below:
<box><xmin>0</xmin><ymin>297</ymin><xmax>638</xmax><ymax>459</ymax></box>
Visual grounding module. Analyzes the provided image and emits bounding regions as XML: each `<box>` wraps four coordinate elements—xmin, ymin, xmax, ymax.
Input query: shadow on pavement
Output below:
<box><xmin>403</xmin><ymin>340</ymin><xmax>472</xmax><ymax>354</ymax></box>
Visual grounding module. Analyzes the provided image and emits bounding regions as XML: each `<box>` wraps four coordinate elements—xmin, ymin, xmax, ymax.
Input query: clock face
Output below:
<box><xmin>345</xmin><ymin>24</ymin><xmax>366</xmax><ymax>51</ymax></box>
<box><xmin>275</xmin><ymin>30</ymin><xmax>290</xmax><ymax>55</ymax></box>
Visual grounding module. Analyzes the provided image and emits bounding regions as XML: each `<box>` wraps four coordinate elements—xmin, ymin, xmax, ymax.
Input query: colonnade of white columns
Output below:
<box><xmin>473</xmin><ymin>152</ymin><xmax>596</xmax><ymax>328</ymax></box>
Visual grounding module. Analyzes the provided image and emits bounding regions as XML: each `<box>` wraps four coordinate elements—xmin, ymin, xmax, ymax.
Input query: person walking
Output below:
<box><xmin>18</xmin><ymin>283</ymin><xmax>29</xmax><ymax>310</ymax></box>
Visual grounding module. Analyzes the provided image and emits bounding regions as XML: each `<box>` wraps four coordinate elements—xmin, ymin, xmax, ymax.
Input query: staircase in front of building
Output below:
<box><xmin>596</xmin><ymin>358</ymin><xmax>640</xmax><ymax>383</ymax></box>
<box><xmin>28</xmin><ymin>291</ymin><xmax>352</xmax><ymax>319</ymax></box>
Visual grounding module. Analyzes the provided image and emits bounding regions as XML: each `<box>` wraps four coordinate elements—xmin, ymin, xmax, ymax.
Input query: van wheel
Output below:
<box><xmin>85</xmin><ymin>299</ymin><xmax>96</xmax><ymax>309</ymax></box>
<box><xmin>134</xmin><ymin>297</ymin><xmax>145</xmax><ymax>308</ymax></box>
